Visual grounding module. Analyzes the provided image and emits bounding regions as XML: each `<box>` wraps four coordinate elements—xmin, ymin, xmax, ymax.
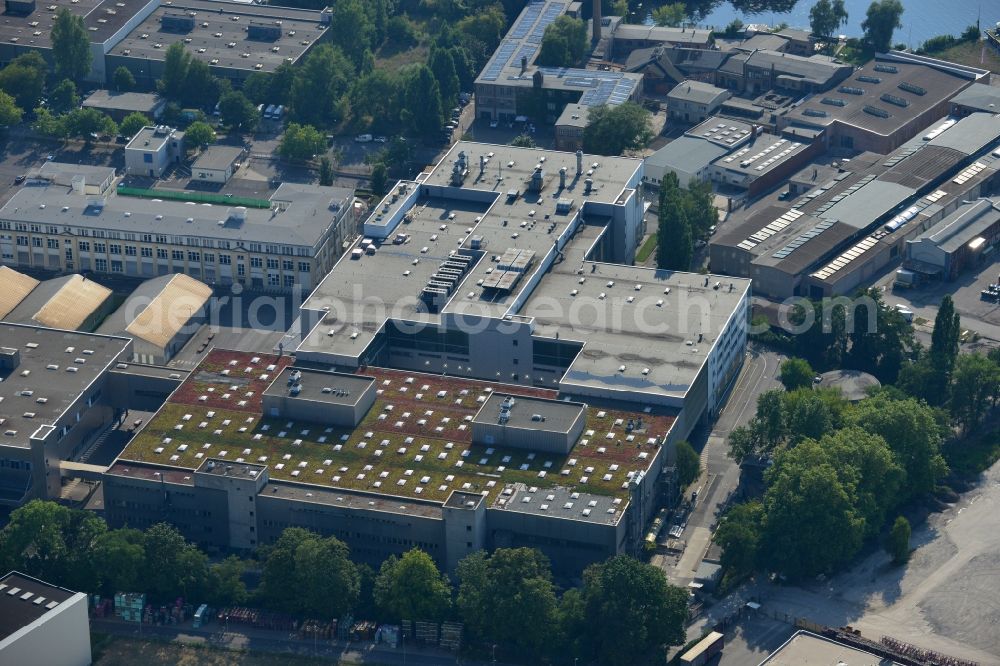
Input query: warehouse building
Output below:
<box><xmin>904</xmin><ymin>197</ymin><xmax>1000</xmax><ymax>281</ymax></box>
<box><xmin>949</xmin><ymin>82</ymin><xmax>1000</xmax><ymax>117</ymax></box>
<box><xmin>760</xmin><ymin>630</ymin><xmax>903</xmax><ymax>665</ymax></box>
<box><xmin>711</xmin><ymin>112</ymin><xmax>1000</xmax><ymax>298</ymax></box>
<box><xmin>124</xmin><ymin>125</ymin><xmax>184</xmax><ymax>178</ymax></box>
<box><xmin>0</xmin><ymin>572</ymin><xmax>90</xmax><ymax>666</ymax></box>
<box><xmin>666</xmin><ymin>80</ymin><xmax>731</xmax><ymax>124</ymax></box>
<box><xmin>0</xmin><ymin>165</ymin><xmax>357</xmax><ymax>292</ymax></box>
<box><xmin>0</xmin><ymin>267</ymin><xmax>39</xmax><ymax>320</ymax></box>
<box><xmin>105</xmin><ymin>0</ymin><xmax>332</xmax><ymax>88</ymax></box>
<box><xmin>81</xmin><ymin>89</ymin><xmax>165</xmax><ymax>122</ymax></box>
<box><xmin>779</xmin><ymin>52</ymin><xmax>989</xmax><ymax>154</ymax></box>
<box><xmin>714</xmin><ymin>49</ymin><xmax>852</xmax><ymax>95</ymax></box>
<box><xmin>644</xmin><ymin>116</ymin><xmax>755</xmax><ymax>187</ymax></box>
<box><xmin>607</xmin><ymin>23</ymin><xmax>713</xmax><ymax>58</ymax></box>
<box><xmin>3</xmin><ymin>274</ymin><xmax>114</xmax><ymax>332</ymax></box>
<box><xmin>97</xmin><ymin>273</ymin><xmax>212</xmax><ymax>364</ymax></box>
<box><xmin>474</xmin><ymin>0</ymin><xmax>642</xmax><ymax>126</ymax></box>
<box><xmin>191</xmin><ymin>145</ymin><xmax>245</xmax><ymax>184</ymax></box>
<box><xmin>0</xmin><ymin>324</ymin><xmax>131</xmax><ymax>506</ymax></box>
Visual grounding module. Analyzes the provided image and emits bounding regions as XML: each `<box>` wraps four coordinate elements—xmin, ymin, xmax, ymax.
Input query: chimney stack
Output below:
<box><xmin>520</xmin><ymin>56</ymin><xmax>528</xmax><ymax>75</ymax></box>
<box><xmin>592</xmin><ymin>0</ymin><xmax>602</xmax><ymax>43</ymax></box>
<box><xmin>576</xmin><ymin>150</ymin><xmax>583</xmax><ymax>175</ymax></box>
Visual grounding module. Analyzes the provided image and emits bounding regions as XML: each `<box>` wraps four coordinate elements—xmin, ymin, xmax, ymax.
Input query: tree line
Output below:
<box><xmin>656</xmin><ymin>172</ymin><xmax>717</xmax><ymax>271</ymax></box>
<box><xmin>718</xmin><ymin>293</ymin><xmax>1000</xmax><ymax>587</ymax></box>
<box><xmin>1</xmin><ymin>500</ymin><xmax>689</xmax><ymax>665</ymax></box>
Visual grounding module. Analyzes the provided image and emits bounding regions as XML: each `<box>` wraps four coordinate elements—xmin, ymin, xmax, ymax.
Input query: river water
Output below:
<box><xmin>668</xmin><ymin>1</ymin><xmax>1000</xmax><ymax>48</ymax></box>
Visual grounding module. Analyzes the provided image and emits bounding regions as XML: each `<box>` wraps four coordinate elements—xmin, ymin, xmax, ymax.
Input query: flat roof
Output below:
<box><xmin>82</xmin><ymin>90</ymin><xmax>163</xmax><ymax>114</ymax></box>
<box><xmin>125</xmin><ymin>125</ymin><xmax>179</xmax><ymax>152</ymax></box>
<box><xmin>108</xmin><ymin>0</ymin><xmax>330</xmax><ymax>73</ymax></box>
<box><xmin>819</xmin><ymin>179</ymin><xmax>915</xmax><ymax>229</ymax></box>
<box><xmin>196</xmin><ymin>457</ymin><xmax>265</xmax><ymax>479</ymax></box>
<box><xmin>0</xmin><ymin>324</ymin><xmax>129</xmax><ymax>445</ymax></box>
<box><xmin>744</xmin><ymin>49</ymin><xmax>849</xmax><ymax>86</ymax></box>
<box><xmin>1</xmin><ymin>177</ymin><xmax>354</xmax><ymax>248</ymax></box>
<box><xmin>32</xmin><ymin>161</ymin><xmax>117</xmax><ymax>188</ymax></box>
<box><xmin>0</xmin><ymin>267</ymin><xmax>39</xmax><ymax>320</ymax></box>
<box><xmin>263</xmin><ymin>367</ymin><xmax>374</xmax><ymax>406</ymax></box>
<box><xmin>710</xmin><ymin>133</ymin><xmax>810</xmax><ymax>179</ymax></box>
<box><xmin>759</xmin><ymin>630</ymin><xmax>902</xmax><ymax>665</ymax></box>
<box><xmin>785</xmin><ymin>56</ymin><xmax>972</xmax><ymax>136</ymax></box>
<box><xmin>916</xmin><ymin>198</ymin><xmax>1000</xmax><ymax>254</ymax></box>
<box><xmin>0</xmin><ymin>0</ymin><xmax>147</xmax><ymax>50</ymax></box>
<box><xmin>949</xmin><ymin>82</ymin><xmax>1000</xmax><ymax>112</ymax></box>
<box><xmin>611</xmin><ymin>23</ymin><xmax>712</xmax><ymax>46</ymax></box>
<box><xmin>0</xmin><ymin>572</ymin><xmax>78</xmax><ymax>642</ymax></box>
<box><xmin>116</xmin><ymin>349</ymin><xmax>673</xmax><ymax>511</ymax></box>
<box><xmin>645</xmin><ymin>136</ymin><xmax>729</xmax><ymax>176</ymax></box>
<box><xmin>494</xmin><ymin>483</ymin><xmax>625</xmax><ymax>525</ymax></box>
<box><xmin>555</xmin><ymin>103</ymin><xmax>590</xmax><ymax>129</ymax></box>
<box><xmin>474</xmin><ymin>393</ymin><xmax>585</xmax><ymax>433</ymax></box>
<box><xmin>522</xmin><ymin>254</ymin><xmax>751</xmax><ymax>403</ymax></box>
<box><xmin>192</xmin><ymin>145</ymin><xmax>244</xmax><ymax>171</ymax></box>
<box><xmin>926</xmin><ymin>112</ymin><xmax>1000</xmax><ymax>156</ymax></box>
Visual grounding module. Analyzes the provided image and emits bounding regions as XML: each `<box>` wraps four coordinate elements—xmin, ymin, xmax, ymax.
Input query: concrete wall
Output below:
<box><xmin>194</xmin><ymin>467</ymin><xmax>268</xmax><ymax>551</ymax></box>
<box><xmin>261</xmin><ymin>384</ymin><xmax>376</xmax><ymax>428</ymax></box>
<box><xmin>472</xmin><ymin>412</ymin><xmax>583</xmax><ymax>455</ymax></box>
<box><xmin>442</xmin><ymin>494</ymin><xmax>486</xmax><ymax>574</ymax></box>
<box><xmin>0</xmin><ymin>592</ymin><xmax>91</xmax><ymax>666</ymax></box>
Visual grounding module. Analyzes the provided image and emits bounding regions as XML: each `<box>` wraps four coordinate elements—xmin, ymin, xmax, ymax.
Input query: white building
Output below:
<box><xmin>124</xmin><ymin>126</ymin><xmax>184</xmax><ymax>178</ymax></box>
<box><xmin>0</xmin><ymin>572</ymin><xmax>91</xmax><ymax>666</ymax></box>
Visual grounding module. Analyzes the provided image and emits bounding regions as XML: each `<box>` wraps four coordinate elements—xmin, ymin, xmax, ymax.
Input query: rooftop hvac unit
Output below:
<box><xmin>248</xmin><ymin>22</ymin><xmax>282</xmax><ymax>41</ymax></box>
<box><xmin>161</xmin><ymin>14</ymin><xmax>195</xmax><ymax>32</ymax></box>
<box><xmin>4</xmin><ymin>0</ymin><xmax>35</xmax><ymax>16</ymax></box>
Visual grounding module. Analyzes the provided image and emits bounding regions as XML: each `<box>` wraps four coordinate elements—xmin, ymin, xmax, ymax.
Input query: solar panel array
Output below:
<box><xmin>735</xmin><ymin>209</ymin><xmax>804</xmax><ymax>251</ymax></box>
<box><xmin>578</xmin><ymin>75</ymin><xmax>637</xmax><ymax>107</ymax></box>
<box><xmin>733</xmin><ymin>138</ymin><xmax>803</xmax><ymax>173</ymax></box>
<box><xmin>811</xmin><ymin>234</ymin><xmax>883</xmax><ymax>281</ymax></box>
<box><xmin>479</xmin><ymin>1</ymin><xmax>566</xmax><ymax>82</ymax></box>
<box><xmin>953</xmin><ymin>161</ymin><xmax>988</xmax><ymax>185</ymax></box>
<box><xmin>812</xmin><ymin>174</ymin><xmax>877</xmax><ymax>215</ymax></box>
<box><xmin>700</xmin><ymin>122</ymin><xmax>751</xmax><ymax>147</ymax></box>
<box><xmin>771</xmin><ymin>219</ymin><xmax>837</xmax><ymax>260</ymax></box>
<box><xmin>924</xmin><ymin>189</ymin><xmax>948</xmax><ymax>203</ymax></box>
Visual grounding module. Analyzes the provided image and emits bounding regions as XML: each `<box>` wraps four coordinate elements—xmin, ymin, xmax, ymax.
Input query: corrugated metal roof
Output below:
<box><xmin>0</xmin><ymin>266</ymin><xmax>39</xmax><ymax>319</ymax></box>
<box><xmin>32</xmin><ymin>275</ymin><xmax>112</xmax><ymax>330</ymax></box>
<box><xmin>125</xmin><ymin>273</ymin><xmax>212</xmax><ymax>348</ymax></box>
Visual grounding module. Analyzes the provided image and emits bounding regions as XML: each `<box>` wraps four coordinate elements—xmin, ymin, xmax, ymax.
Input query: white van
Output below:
<box><xmin>355</xmin><ymin>134</ymin><xmax>373</xmax><ymax>143</ymax></box>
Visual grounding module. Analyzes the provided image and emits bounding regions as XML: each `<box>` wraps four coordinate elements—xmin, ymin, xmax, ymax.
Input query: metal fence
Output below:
<box><xmin>116</xmin><ymin>185</ymin><xmax>272</xmax><ymax>209</ymax></box>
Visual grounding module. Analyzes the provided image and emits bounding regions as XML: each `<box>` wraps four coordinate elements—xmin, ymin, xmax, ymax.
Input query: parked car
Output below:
<box><xmin>355</xmin><ymin>134</ymin><xmax>373</xmax><ymax>143</ymax></box>
<box><xmin>13</xmin><ymin>174</ymin><xmax>25</xmax><ymax>184</ymax></box>
<box><xmin>374</xmin><ymin>136</ymin><xmax>387</xmax><ymax>143</ymax></box>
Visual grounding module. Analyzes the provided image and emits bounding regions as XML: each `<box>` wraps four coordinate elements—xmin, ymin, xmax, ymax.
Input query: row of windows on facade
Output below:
<box><xmin>0</xmin><ymin>222</ymin><xmax>312</xmax><ymax>256</ymax></box>
<box><xmin>7</xmin><ymin>237</ymin><xmax>312</xmax><ymax>272</ymax></box>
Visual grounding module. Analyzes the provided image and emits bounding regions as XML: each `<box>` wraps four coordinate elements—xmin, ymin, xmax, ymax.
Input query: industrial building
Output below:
<box><xmin>710</xmin><ymin>112</ymin><xmax>1000</xmax><ymax>298</ymax></box>
<box><xmin>606</xmin><ymin>23</ymin><xmax>713</xmax><ymax>58</ymax></box>
<box><xmin>0</xmin><ymin>324</ymin><xmax>131</xmax><ymax>506</ymax></box>
<box><xmin>97</xmin><ymin>273</ymin><xmax>213</xmax><ymax>364</ymax></box>
<box><xmin>715</xmin><ymin>48</ymin><xmax>852</xmax><ymax>95</ymax></box>
<box><xmin>666</xmin><ymin>80</ymin><xmax>731</xmax><ymax>124</ymax></box>
<box><xmin>645</xmin><ymin>117</ymin><xmax>756</xmax><ymax>187</ymax></box>
<box><xmin>81</xmin><ymin>89</ymin><xmax>166</xmax><ymax>122</ymax></box>
<box><xmin>124</xmin><ymin>125</ymin><xmax>184</xmax><ymax>178</ymax></box>
<box><xmin>105</xmin><ymin>0</ymin><xmax>332</xmax><ymax>87</ymax></box>
<box><xmin>948</xmin><ymin>82</ymin><xmax>1000</xmax><ymax>117</ymax></box>
<box><xmin>904</xmin><ymin>197</ymin><xmax>1000</xmax><ymax>281</ymax></box>
<box><xmin>2</xmin><ymin>274</ymin><xmax>114</xmax><ymax>332</ymax></box>
<box><xmin>474</xmin><ymin>0</ymin><xmax>642</xmax><ymax>126</ymax></box>
<box><xmin>191</xmin><ymin>145</ymin><xmax>245</xmax><ymax>184</ymax></box>
<box><xmin>760</xmin><ymin>630</ymin><xmax>903</xmax><ymax>665</ymax></box>
<box><xmin>0</xmin><ymin>267</ymin><xmax>39</xmax><ymax>320</ymax></box>
<box><xmin>103</xmin><ymin>141</ymin><xmax>750</xmax><ymax>577</ymax></box>
<box><xmin>0</xmin><ymin>572</ymin><xmax>90</xmax><ymax>666</ymax></box>
<box><xmin>779</xmin><ymin>52</ymin><xmax>989</xmax><ymax>154</ymax></box>
<box><xmin>0</xmin><ymin>164</ymin><xmax>358</xmax><ymax>292</ymax></box>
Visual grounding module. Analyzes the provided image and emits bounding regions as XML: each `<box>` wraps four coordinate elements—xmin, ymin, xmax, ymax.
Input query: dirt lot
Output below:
<box><xmin>94</xmin><ymin>637</ymin><xmax>333</xmax><ymax>666</ymax></box>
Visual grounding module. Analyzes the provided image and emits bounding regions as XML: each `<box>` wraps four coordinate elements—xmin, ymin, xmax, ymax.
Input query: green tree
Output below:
<box><xmin>714</xmin><ymin>501</ymin><xmax>764</xmax><ymax>583</ymax></box>
<box><xmin>62</xmin><ymin>108</ymin><xmax>117</xmax><ymax>141</ymax></box>
<box><xmin>51</xmin><ymin>8</ymin><xmax>91</xmax><ymax>80</ymax></box>
<box><xmin>370</xmin><ymin>161</ymin><xmax>388</xmax><ymax>195</ymax></box>
<box><xmin>386</xmin><ymin>16</ymin><xmax>420</xmax><ymax>48</ymax></box>
<box><xmin>184</xmin><ymin>121</ymin><xmax>216</xmax><ymax>150</ymax></box>
<box><xmin>181</xmin><ymin>60</ymin><xmax>223</xmax><ymax>109</ymax></box>
<box><xmin>886</xmin><ymin>516</ymin><xmax>911</xmax><ymax>564</ymax></box>
<box><xmin>950</xmin><ymin>353</ymin><xmax>1000</xmax><ymax>434</ymax></box>
<box><xmin>810</xmin><ymin>0</ymin><xmax>849</xmax><ymax>38</ymax></box>
<box><xmin>32</xmin><ymin>107</ymin><xmax>67</xmax><ymax>138</ymax></box>
<box><xmin>218</xmin><ymin>91</ymin><xmax>259</xmax><ymax>132</ymax></box>
<box><xmin>279</xmin><ymin>123</ymin><xmax>325</xmax><ymax>161</ymax></box>
<box><xmin>848</xmin><ymin>394</ymin><xmax>948</xmax><ymax>500</ymax></box>
<box><xmin>118</xmin><ymin>112</ymin><xmax>150</xmax><ymax>140</ymax></box>
<box><xmin>348</xmin><ymin>69</ymin><xmax>402</xmax><ymax>132</ymax></box>
<box><xmin>374</xmin><ymin>549</ymin><xmax>452</xmax><ymax>622</ymax></box>
<box><xmin>114</xmin><ymin>66</ymin><xmax>136</xmax><ymax>92</ymax></box>
<box><xmin>429</xmin><ymin>48</ymin><xmax>461</xmax><ymax>109</ymax></box>
<box><xmin>241</xmin><ymin>72</ymin><xmax>271</xmax><ymax>105</ymax></box>
<box><xmin>0</xmin><ymin>90</ymin><xmax>22</xmax><ymax>127</ymax></box>
<box><xmin>290</xmin><ymin>45</ymin><xmax>354</xmax><ymax>127</ymax></box>
<box><xmin>510</xmin><ymin>133</ymin><xmax>535</xmax><ymax>148</ymax></box>
<box><xmin>141</xmin><ymin>523</ymin><xmax>211</xmax><ymax>602</ymax></box>
<box><xmin>657</xmin><ymin>187</ymin><xmax>692</xmax><ymax>270</ymax></box>
<box><xmin>259</xmin><ymin>527</ymin><xmax>360</xmax><ymax>618</ymax></box>
<box><xmin>685</xmin><ymin>179</ymin><xmax>718</xmax><ymax>236</ymax></box>
<box><xmin>207</xmin><ymin>555</ymin><xmax>248</xmax><ymax>607</ymax></box>
<box><xmin>582</xmin><ymin>102</ymin><xmax>652</xmax><ymax>156</ymax></box>
<box><xmin>401</xmin><ymin>65</ymin><xmax>443</xmax><ymax>137</ymax></box>
<box><xmin>862</xmin><ymin>0</ymin><xmax>904</xmax><ymax>52</ymax></box>
<box><xmin>0</xmin><ymin>57</ymin><xmax>46</xmax><ymax>111</ymax></box>
<box><xmin>319</xmin><ymin>156</ymin><xmax>334</xmax><ymax>186</ymax></box>
<box><xmin>780</xmin><ymin>357</ymin><xmax>815</xmax><ymax>391</ymax></box>
<box><xmin>537</xmin><ymin>16</ymin><xmax>588</xmax><ymax>67</ymax></box>
<box><xmin>821</xmin><ymin>427</ymin><xmax>904</xmax><ymax>537</ymax></box>
<box><xmin>761</xmin><ymin>441</ymin><xmax>865</xmax><ymax>578</ymax></box>
<box><xmin>456</xmin><ymin>548</ymin><xmax>558</xmax><ymax>659</ymax></box>
<box><xmin>48</xmin><ymin>79</ymin><xmax>79</xmax><ymax>114</ymax></box>
<box><xmin>782</xmin><ymin>387</ymin><xmax>843</xmax><ymax>444</ymax></box>
<box><xmin>675</xmin><ymin>440</ymin><xmax>701</xmax><ymax>489</ymax></box>
<box><xmin>327</xmin><ymin>0</ymin><xmax>374</xmax><ymax>69</ymax></box>
<box><xmin>928</xmin><ymin>294</ymin><xmax>961</xmax><ymax>403</ymax></box>
<box><xmin>159</xmin><ymin>42</ymin><xmax>191</xmax><ymax>101</ymax></box>
<box><xmin>91</xmin><ymin>528</ymin><xmax>145</xmax><ymax>595</ymax></box>
<box><xmin>652</xmin><ymin>3</ymin><xmax>687</xmax><ymax>27</ymax></box>
<box><xmin>581</xmin><ymin>556</ymin><xmax>688</xmax><ymax>665</ymax></box>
